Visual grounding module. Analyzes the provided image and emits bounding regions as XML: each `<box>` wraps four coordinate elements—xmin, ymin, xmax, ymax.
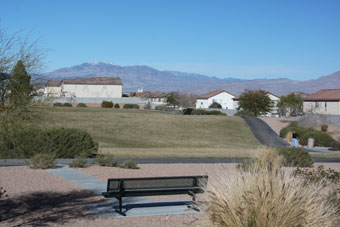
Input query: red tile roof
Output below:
<box><xmin>63</xmin><ymin>77</ymin><xmax>122</xmax><ymax>85</ymax></box>
<box><xmin>45</xmin><ymin>80</ymin><xmax>62</xmax><ymax>87</ymax></box>
<box><xmin>304</xmin><ymin>89</ymin><xmax>340</xmax><ymax>101</ymax></box>
<box><xmin>197</xmin><ymin>90</ymin><xmax>235</xmax><ymax>99</ymax></box>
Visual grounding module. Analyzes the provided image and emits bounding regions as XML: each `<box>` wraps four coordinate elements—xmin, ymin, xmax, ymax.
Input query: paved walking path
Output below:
<box><xmin>47</xmin><ymin>166</ymin><xmax>198</xmax><ymax>218</ymax></box>
<box><xmin>242</xmin><ymin>116</ymin><xmax>288</xmax><ymax>147</ymax></box>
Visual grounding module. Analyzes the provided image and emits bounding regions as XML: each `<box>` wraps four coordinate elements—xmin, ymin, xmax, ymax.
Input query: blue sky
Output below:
<box><xmin>1</xmin><ymin>0</ymin><xmax>339</xmax><ymax>80</ymax></box>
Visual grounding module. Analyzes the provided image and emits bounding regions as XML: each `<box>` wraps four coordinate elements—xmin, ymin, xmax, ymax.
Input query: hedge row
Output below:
<box><xmin>0</xmin><ymin>127</ymin><xmax>98</xmax><ymax>159</ymax></box>
<box><xmin>280</xmin><ymin>124</ymin><xmax>335</xmax><ymax>147</ymax></box>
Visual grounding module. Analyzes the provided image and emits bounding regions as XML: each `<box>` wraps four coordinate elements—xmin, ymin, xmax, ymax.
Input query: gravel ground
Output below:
<box><xmin>1</xmin><ymin>163</ymin><xmax>340</xmax><ymax>226</ymax></box>
<box><xmin>0</xmin><ymin>164</ymin><xmax>235</xmax><ymax>227</ymax></box>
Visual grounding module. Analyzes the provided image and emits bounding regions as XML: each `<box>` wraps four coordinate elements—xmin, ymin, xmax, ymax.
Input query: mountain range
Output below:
<box><xmin>45</xmin><ymin>62</ymin><xmax>340</xmax><ymax>96</ymax></box>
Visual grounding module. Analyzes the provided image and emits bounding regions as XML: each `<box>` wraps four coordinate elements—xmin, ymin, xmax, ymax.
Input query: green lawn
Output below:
<box><xmin>43</xmin><ymin>107</ymin><xmax>263</xmax><ymax>158</ymax></box>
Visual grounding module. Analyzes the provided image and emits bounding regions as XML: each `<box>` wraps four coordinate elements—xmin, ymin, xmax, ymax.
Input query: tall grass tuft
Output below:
<box><xmin>200</xmin><ymin>149</ymin><xmax>338</xmax><ymax>227</ymax></box>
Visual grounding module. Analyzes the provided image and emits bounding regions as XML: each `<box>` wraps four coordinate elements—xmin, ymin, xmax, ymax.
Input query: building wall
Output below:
<box><xmin>196</xmin><ymin>92</ymin><xmax>235</xmax><ymax>109</ymax></box>
<box><xmin>45</xmin><ymin>86</ymin><xmax>62</xmax><ymax>97</ymax></box>
<box><xmin>303</xmin><ymin>101</ymin><xmax>340</xmax><ymax>115</ymax></box>
<box><xmin>62</xmin><ymin>84</ymin><xmax>122</xmax><ymax>98</ymax></box>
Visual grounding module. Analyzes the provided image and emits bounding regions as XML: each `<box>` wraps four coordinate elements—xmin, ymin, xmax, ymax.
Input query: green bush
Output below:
<box><xmin>94</xmin><ymin>153</ymin><xmax>118</xmax><ymax>167</ymax></box>
<box><xmin>209</xmin><ymin>102</ymin><xmax>222</xmax><ymax>109</ymax></box>
<box><xmin>234</xmin><ymin>110</ymin><xmax>256</xmax><ymax>117</ymax></box>
<box><xmin>2</xmin><ymin>127</ymin><xmax>98</xmax><ymax>159</ymax></box>
<box><xmin>45</xmin><ymin>128</ymin><xmax>98</xmax><ymax>158</ymax></box>
<box><xmin>278</xmin><ymin>147</ymin><xmax>314</xmax><ymax>167</ymax></box>
<box><xmin>69</xmin><ymin>156</ymin><xmax>87</xmax><ymax>168</ymax></box>
<box><xmin>321</xmin><ymin>124</ymin><xmax>328</xmax><ymax>132</ymax></box>
<box><xmin>300</xmin><ymin>131</ymin><xmax>335</xmax><ymax>147</ymax></box>
<box><xmin>101</xmin><ymin>101</ymin><xmax>113</xmax><ymax>108</ymax></box>
<box><xmin>183</xmin><ymin>108</ymin><xmax>194</xmax><ymax>115</ymax></box>
<box><xmin>26</xmin><ymin>153</ymin><xmax>57</xmax><ymax>169</ymax></box>
<box><xmin>191</xmin><ymin>109</ymin><xmax>224</xmax><ymax>115</ymax></box>
<box><xmin>123</xmin><ymin>104</ymin><xmax>139</xmax><ymax>109</ymax></box>
<box><xmin>114</xmin><ymin>103</ymin><xmax>120</xmax><ymax>109</ymax></box>
<box><xmin>77</xmin><ymin>103</ymin><xmax>87</xmax><ymax>107</ymax></box>
<box><xmin>119</xmin><ymin>160</ymin><xmax>139</xmax><ymax>169</ymax></box>
<box><xmin>53</xmin><ymin>102</ymin><xmax>62</xmax><ymax>107</ymax></box>
<box><xmin>330</xmin><ymin>141</ymin><xmax>340</xmax><ymax>151</ymax></box>
<box><xmin>62</xmin><ymin>103</ymin><xmax>73</xmax><ymax>107</ymax></box>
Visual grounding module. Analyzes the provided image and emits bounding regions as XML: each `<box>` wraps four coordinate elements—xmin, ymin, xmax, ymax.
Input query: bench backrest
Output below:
<box><xmin>107</xmin><ymin>175</ymin><xmax>208</xmax><ymax>192</ymax></box>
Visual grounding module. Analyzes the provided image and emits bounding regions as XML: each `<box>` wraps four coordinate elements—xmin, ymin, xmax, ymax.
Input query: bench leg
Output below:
<box><xmin>187</xmin><ymin>194</ymin><xmax>200</xmax><ymax>212</ymax></box>
<box><xmin>115</xmin><ymin>197</ymin><xmax>126</xmax><ymax>216</ymax></box>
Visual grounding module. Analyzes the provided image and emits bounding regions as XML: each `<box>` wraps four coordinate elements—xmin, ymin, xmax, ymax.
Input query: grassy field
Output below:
<box><xmin>42</xmin><ymin>107</ymin><xmax>263</xmax><ymax>158</ymax></box>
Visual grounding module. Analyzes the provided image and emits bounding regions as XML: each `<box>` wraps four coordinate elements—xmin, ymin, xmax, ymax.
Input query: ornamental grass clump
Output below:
<box><xmin>200</xmin><ymin>149</ymin><xmax>338</xmax><ymax>227</ymax></box>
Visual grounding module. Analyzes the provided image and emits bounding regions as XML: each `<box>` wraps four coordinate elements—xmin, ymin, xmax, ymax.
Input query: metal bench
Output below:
<box><xmin>102</xmin><ymin>175</ymin><xmax>208</xmax><ymax>216</ymax></box>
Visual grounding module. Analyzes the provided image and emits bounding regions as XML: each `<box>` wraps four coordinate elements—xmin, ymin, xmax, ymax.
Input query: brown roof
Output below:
<box><xmin>304</xmin><ymin>89</ymin><xmax>340</xmax><ymax>101</ymax></box>
<box><xmin>63</xmin><ymin>77</ymin><xmax>122</xmax><ymax>85</ymax></box>
<box><xmin>45</xmin><ymin>80</ymin><xmax>62</xmax><ymax>87</ymax></box>
<box><xmin>197</xmin><ymin>90</ymin><xmax>235</xmax><ymax>99</ymax></box>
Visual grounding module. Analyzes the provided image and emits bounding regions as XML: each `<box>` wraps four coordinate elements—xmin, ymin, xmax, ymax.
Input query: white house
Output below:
<box><xmin>303</xmin><ymin>89</ymin><xmax>340</xmax><ymax>115</ymax></box>
<box><xmin>44</xmin><ymin>80</ymin><xmax>62</xmax><ymax>97</ymax></box>
<box><xmin>196</xmin><ymin>90</ymin><xmax>235</xmax><ymax>109</ymax></box>
<box><xmin>45</xmin><ymin>77</ymin><xmax>123</xmax><ymax>98</ymax></box>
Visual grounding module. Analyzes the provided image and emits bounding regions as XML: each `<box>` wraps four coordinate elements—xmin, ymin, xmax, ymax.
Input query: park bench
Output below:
<box><xmin>102</xmin><ymin>175</ymin><xmax>208</xmax><ymax>216</ymax></box>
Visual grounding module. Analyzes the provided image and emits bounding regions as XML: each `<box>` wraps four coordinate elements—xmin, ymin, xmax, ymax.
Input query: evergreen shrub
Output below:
<box><xmin>101</xmin><ymin>101</ymin><xmax>113</xmax><ymax>108</ymax></box>
<box><xmin>123</xmin><ymin>104</ymin><xmax>139</xmax><ymax>109</ymax></box>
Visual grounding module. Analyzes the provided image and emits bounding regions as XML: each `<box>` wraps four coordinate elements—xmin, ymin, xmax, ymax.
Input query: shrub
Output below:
<box><xmin>69</xmin><ymin>156</ymin><xmax>87</xmax><ymax>168</ymax></box>
<box><xmin>155</xmin><ymin>105</ymin><xmax>177</xmax><ymax>112</ymax></box>
<box><xmin>101</xmin><ymin>101</ymin><xmax>113</xmax><ymax>108</ymax></box>
<box><xmin>0</xmin><ymin>187</ymin><xmax>8</xmax><ymax>198</ymax></box>
<box><xmin>62</xmin><ymin>103</ymin><xmax>72</xmax><ymax>107</ymax></box>
<box><xmin>183</xmin><ymin>108</ymin><xmax>193</xmax><ymax>115</ymax></box>
<box><xmin>201</xmin><ymin>165</ymin><xmax>338</xmax><ymax>226</ymax></box>
<box><xmin>119</xmin><ymin>160</ymin><xmax>139</xmax><ymax>169</ymax></box>
<box><xmin>209</xmin><ymin>102</ymin><xmax>222</xmax><ymax>109</ymax></box>
<box><xmin>234</xmin><ymin>110</ymin><xmax>256</xmax><ymax>117</ymax></box>
<box><xmin>45</xmin><ymin>128</ymin><xmax>98</xmax><ymax>158</ymax></box>
<box><xmin>53</xmin><ymin>102</ymin><xmax>62</xmax><ymax>107</ymax></box>
<box><xmin>6</xmin><ymin>127</ymin><xmax>98</xmax><ymax>159</ymax></box>
<box><xmin>299</xmin><ymin>131</ymin><xmax>335</xmax><ymax>147</ymax></box>
<box><xmin>321</xmin><ymin>124</ymin><xmax>328</xmax><ymax>132</ymax></box>
<box><xmin>294</xmin><ymin>165</ymin><xmax>340</xmax><ymax>214</ymax></box>
<box><xmin>191</xmin><ymin>109</ymin><xmax>224</xmax><ymax>115</ymax></box>
<box><xmin>26</xmin><ymin>153</ymin><xmax>57</xmax><ymax>169</ymax></box>
<box><xmin>77</xmin><ymin>103</ymin><xmax>87</xmax><ymax>107</ymax></box>
<box><xmin>330</xmin><ymin>141</ymin><xmax>340</xmax><ymax>151</ymax></box>
<box><xmin>237</xmin><ymin>148</ymin><xmax>282</xmax><ymax>172</ymax></box>
<box><xmin>114</xmin><ymin>103</ymin><xmax>120</xmax><ymax>109</ymax></box>
<box><xmin>278</xmin><ymin>147</ymin><xmax>314</xmax><ymax>167</ymax></box>
<box><xmin>94</xmin><ymin>153</ymin><xmax>118</xmax><ymax>167</ymax></box>
<box><xmin>123</xmin><ymin>104</ymin><xmax>139</xmax><ymax>109</ymax></box>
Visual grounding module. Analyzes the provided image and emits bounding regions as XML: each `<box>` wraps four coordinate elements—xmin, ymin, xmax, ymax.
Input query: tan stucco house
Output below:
<box><xmin>45</xmin><ymin>77</ymin><xmax>123</xmax><ymax>98</ymax></box>
<box><xmin>303</xmin><ymin>89</ymin><xmax>340</xmax><ymax>115</ymax></box>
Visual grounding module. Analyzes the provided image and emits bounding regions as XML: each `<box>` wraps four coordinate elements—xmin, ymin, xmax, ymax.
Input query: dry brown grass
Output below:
<box><xmin>200</xmin><ymin>149</ymin><xmax>338</xmax><ymax>227</ymax></box>
<box><xmin>42</xmin><ymin>107</ymin><xmax>262</xmax><ymax>158</ymax></box>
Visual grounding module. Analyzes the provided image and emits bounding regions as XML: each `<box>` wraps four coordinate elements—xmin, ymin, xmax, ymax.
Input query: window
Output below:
<box><xmin>325</xmin><ymin>102</ymin><xmax>327</xmax><ymax>112</ymax></box>
<box><xmin>315</xmin><ymin>101</ymin><xmax>320</xmax><ymax>108</ymax></box>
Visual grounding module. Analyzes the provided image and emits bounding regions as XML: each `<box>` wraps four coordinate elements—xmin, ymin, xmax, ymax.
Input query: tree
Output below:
<box><xmin>166</xmin><ymin>92</ymin><xmax>180</xmax><ymax>109</ymax></box>
<box><xmin>8</xmin><ymin>60</ymin><xmax>33</xmax><ymax>107</ymax></box>
<box><xmin>238</xmin><ymin>90</ymin><xmax>272</xmax><ymax>116</ymax></box>
<box><xmin>209</xmin><ymin>102</ymin><xmax>222</xmax><ymax>109</ymax></box>
<box><xmin>277</xmin><ymin>93</ymin><xmax>303</xmax><ymax>116</ymax></box>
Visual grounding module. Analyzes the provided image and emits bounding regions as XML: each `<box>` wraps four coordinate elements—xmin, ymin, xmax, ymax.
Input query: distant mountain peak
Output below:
<box><xmin>44</xmin><ymin>62</ymin><xmax>340</xmax><ymax>95</ymax></box>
